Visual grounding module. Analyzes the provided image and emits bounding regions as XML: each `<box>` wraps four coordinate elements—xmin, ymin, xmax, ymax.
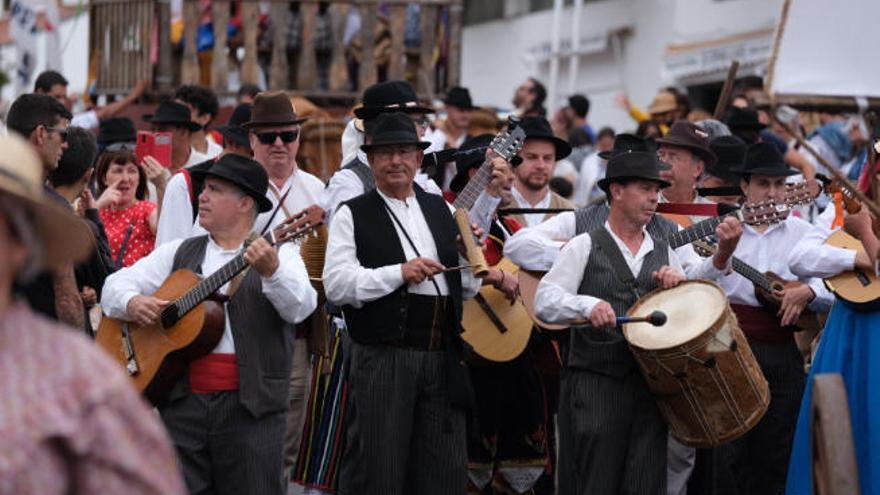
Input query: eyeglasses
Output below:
<box><xmin>255</xmin><ymin>130</ymin><xmax>299</xmax><ymax>145</ymax></box>
<box><xmin>371</xmin><ymin>145</ymin><xmax>420</xmax><ymax>160</ymax></box>
<box><xmin>409</xmin><ymin>116</ymin><xmax>430</xmax><ymax>128</ymax></box>
<box><xmin>43</xmin><ymin>125</ymin><xmax>68</xmax><ymax>142</ymax></box>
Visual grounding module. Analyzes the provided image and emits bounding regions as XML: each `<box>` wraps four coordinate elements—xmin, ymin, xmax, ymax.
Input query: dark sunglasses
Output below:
<box><xmin>255</xmin><ymin>130</ymin><xmax>299</xmax><ymax>145</ymax></box>
<box><xmin>43</xmin><ymin>125</ymin><xmax>68</xmax><ymax>142</ymax></box>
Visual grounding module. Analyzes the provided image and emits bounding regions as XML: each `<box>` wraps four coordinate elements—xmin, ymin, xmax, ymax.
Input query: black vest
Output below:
<box><xmin>168</xmin><ymin>236</ymin><xmax>294</xmax><ymax>418</ymax></box>
<box><xmin>342</xmin><ymin>156</ymin><xmax>377</xmax><ymax>192</ymax></box>
<box><xmin>567</xmin><ymin>227</ymin><xmax>668</xmax><ymax>378</ymax></box>
<box><xmin>341</xmin><ymin>186</ymin><xmax>463</xmax><ymax>344</ymax></box>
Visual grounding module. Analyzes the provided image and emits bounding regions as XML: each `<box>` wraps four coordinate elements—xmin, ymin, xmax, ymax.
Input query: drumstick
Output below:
<box><xmin>438</xmin><ymin>264</ymin><xmax>477</xmax><ymax>273</ymax></box>
<box><xmin>618</xmin><ymin>311</ymin><xmax>667</xmax><ymax>327</ymax></box>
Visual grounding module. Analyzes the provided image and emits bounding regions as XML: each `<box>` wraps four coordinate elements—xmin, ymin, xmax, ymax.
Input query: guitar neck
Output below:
<box><xmin>666</xmin><ymin>215</ymin><xmax>724</xmax><ymax>249</ymax></box>
<box><xmin>453</xmin><ymin>156</ymin><xmax>494</xmax><ymax>210</ymax></box>
<box><xmin>730</xmin><ymin>257</ymin><xmax>774</xmax><ymax>292</ymax></box>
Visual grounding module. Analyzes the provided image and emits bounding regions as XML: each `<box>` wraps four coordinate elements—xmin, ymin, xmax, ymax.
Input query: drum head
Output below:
<box><xmin>624</xmin><ymin>281</ymin><xmax>726</xmax><ymax>350</ymax></box>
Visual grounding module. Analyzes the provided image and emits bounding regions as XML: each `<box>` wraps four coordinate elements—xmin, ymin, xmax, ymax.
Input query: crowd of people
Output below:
<box><xmin>1</xmin><ymin>67</ymin><xmax>878</xmax><ymax>495</ymax></box>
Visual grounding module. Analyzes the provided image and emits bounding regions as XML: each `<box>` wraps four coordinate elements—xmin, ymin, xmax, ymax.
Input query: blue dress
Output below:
<box><xmin>785</xmin><ymin>302</ymin><xmax>880</xmax><ymax>494</ymax></box>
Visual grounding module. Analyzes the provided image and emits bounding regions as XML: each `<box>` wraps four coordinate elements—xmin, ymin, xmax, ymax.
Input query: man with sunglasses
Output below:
<box><xmin>6</xmin><ymin>93</ymin><xmax>83</xmax><ymax>329</ymax></box>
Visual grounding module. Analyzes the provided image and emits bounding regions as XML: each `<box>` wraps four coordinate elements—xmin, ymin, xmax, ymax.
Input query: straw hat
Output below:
<box><xmin>0</xmin><ymin>134</ymin><xmax>92</xmax><ymax>270</ymax></box>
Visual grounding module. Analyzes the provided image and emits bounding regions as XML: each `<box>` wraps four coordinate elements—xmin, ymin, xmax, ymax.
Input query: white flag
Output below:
<box><xmin>42</xmin><ymin>0</ymin><xmax>63</xmax><ymax>73</ymax></box>
<box><xmin>9</xmin><ymin>0</ymin><xmax>38</xmax><ymax>93</ymax></box>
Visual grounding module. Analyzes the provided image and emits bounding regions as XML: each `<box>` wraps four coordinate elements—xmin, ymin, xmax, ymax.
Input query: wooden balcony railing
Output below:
<box><xmin>90</xmin><ymin>0</ymin><xmax>463</xmax><ymax>101</ymax></box>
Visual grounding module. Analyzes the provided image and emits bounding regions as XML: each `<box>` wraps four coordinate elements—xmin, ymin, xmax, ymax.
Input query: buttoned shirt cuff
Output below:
<box><xmin>806</xmin><ymin>278</ymin><xmax>834</xmax><ymax>313</ymax></box>
<box><xmin>577</xmin><ymin>295</ymin><xmax>601</xmax><ymax>321</ymax></box>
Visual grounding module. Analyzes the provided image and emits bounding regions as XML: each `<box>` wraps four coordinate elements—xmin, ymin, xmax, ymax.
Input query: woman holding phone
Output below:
<box><xmin>95</xmin><ymin>149</ymin><xmax>167</xmax><ymax>267</ymax></box>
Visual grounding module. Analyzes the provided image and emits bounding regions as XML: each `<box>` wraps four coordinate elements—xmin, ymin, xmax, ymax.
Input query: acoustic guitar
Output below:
<box><xmin>691</xmin><ymin>239</ymin><xmax>821</xmax><ymax>332</ymax></box>
<box><xmin>455</xmin><ymin>118</ymin><xmax>534</xmax><ymax>362</ymax></box>
<box><xmin>95</xmin><ymin>207</ymin><xmax>323</xmax><ymax>406</ymax></box>
<box><xmin>518</xmin><ymin>195</ymin><xmax>807</xmax><ymax>330</ymax></box>
<box><xmin>818</xmin><ymin>178</ymin><xmax>880</xmax><ymax>308</ymax></box>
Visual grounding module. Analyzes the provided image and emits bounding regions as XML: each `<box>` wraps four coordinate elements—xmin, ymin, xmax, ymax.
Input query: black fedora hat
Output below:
<box><xmin>598</xmin><ymin>133</ymin><xmax>657</xmax><ymax>160</ymax></box>
<box><xmin>215</xmin><ymin>103</ymin><xmax>252</xmax><ymax>148</ymax></box>
<box><xmin>360</xmin><ymin>112</ymin><xmax>431</xmax><ymax>153</ymax></box>
<box><xmin>520</xmin><ymin>116</ymin><xmax>572</xmax><ymax>160</ymax></box>
<box><xmin>723</xmin><ymin>107</ymin><xmax>767</xmax><ymax>132</ymax></box>
<box><xmin>243</xmin><ymin>91</ymin><xmax>307</xmax><ymax>129</ymax></box>
<box><xmin>190</xmin><ymin>154</ymin><xmax>273</xmax><ymax>212</ymax></box>
<box><xmin>143</xmin><ymin>100</ymin><xmax>201</xmax><ymax>131</ymax></box>
<box><xmin>598</xmin><ymin>151</ymin><xmax>671</xmax><ymax>193</ymax></box>
<box><xmin>97</xmin><ymin>117</ymin><xmax>137</xmax><ymax>149</ymax></box>
<box><xmin>707</xmin><ymin>135</ymin><xmax>747</xmax><ymax>182</ymax></box>
<box><xmin>449</xmin><ymin>134</ymin><xmax>493</xmax><ymax>193</ymax></box>
<box><xmin>656</xmin><ymin>120</ymin><xmax>717</xmax><ymax>166</ymax></box>
<box><xmin>740</xmin><ymin>142</ymin><xmax>797</xmax><ymax>177</ymax></box>
<box><xmin>443</xmin><ymin>86</ymin><xmax>476</xmax><ymax>110</ymax></box>
<box><xmin>353</xmin><ymin>81</ymin><xmax>435</xmax><ymax>120</ymax></box>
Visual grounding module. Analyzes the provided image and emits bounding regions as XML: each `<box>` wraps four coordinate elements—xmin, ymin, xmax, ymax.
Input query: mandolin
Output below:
<box><xmin>95</xmin><ymin>207</ymin><xmax>324</xmax><ymax>406</ymax></box>
<box><xmin>818</xmin><ymin>178</ymin><xmax>880</xmax><ymax>308</ymax></box>
<box><xmin>691</xmin><ymin>239</ymin><xmax>821</xmax><ymax>332</ymax></box>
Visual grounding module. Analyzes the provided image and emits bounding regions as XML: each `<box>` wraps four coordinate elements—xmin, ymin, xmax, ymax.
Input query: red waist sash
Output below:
<box><xmin>730</xmin><ymin>304</ymin><xmax>792</xmax><ymax>345</ymax></box>
<box><xmin>189</xmin><ymin>353</ymin><xmax>239</xmax><ymax>394</ymax></box>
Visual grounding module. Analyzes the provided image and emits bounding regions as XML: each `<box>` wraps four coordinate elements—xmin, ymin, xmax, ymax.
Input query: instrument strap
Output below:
<box><xmin>114</xmin><ymin>219</ymin><xmax>136</xmax><ymax>269</ymax></box>
<box><xmin>655</xmin><ymin>202</ymin><xmax>721</xmax><ymax>216</ymax></box>
<box><xmin>259</xmin><ymin>185</ymin><xmax>292</xmax><ymax>236</ymax></box>
<box><xmin>380</xmin><ymin>199</ymin><xmax>443</xmax><ymax>297</ymax></box>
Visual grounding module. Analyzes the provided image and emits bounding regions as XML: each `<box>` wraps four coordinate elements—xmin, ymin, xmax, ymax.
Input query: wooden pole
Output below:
<box><xmin>268</xmin><ymin>2</ymin><xmax>289</xmax><ymax>90</ymax></box>
<box><xmin>772</xmin><ymin>114</ymin><xmax>880</xmax><ymax>219</ymax></box>
<box><xmin>180</xmin><ymin>0</ymin><xmax>200</xmax><ymax>85</ymax></box>
<box><xmin>764</xmin><ymin>0</ymin><xmax>792</xmax><ymax>95</ymax></box>
<box><xmin>156</xmin><ymin>0</ymin><xmax>174</xmax><ymax>95</ymax></box>
<box><xmin>211</xmin><ymin>0</ymin><xmax>230</xmax><ymax>93</ymax></box>
<box><xmin>713</xmin><ymin>59</ymin><xmax>739</xmax><ymax>119</ymax></box>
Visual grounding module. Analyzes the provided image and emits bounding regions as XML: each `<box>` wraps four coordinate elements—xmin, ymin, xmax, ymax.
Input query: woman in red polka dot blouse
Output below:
<box><xmin>96</xmin><ymin>149</ymin><xmax>167</xmax><ymax>267</ymax></box>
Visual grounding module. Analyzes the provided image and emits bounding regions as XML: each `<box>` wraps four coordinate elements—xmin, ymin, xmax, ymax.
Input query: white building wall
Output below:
<box><xmin>462</xmin><ymin>0</ymin><xmax>783</xmax><ymax>133</ymax></box>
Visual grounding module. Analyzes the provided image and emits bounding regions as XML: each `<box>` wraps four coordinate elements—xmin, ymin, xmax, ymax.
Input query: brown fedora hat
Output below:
<box><xmin>0</xmin><ymin>134</ymin><xmax>92</xmax><ymax>270</ymax></box>
<box><xmin>243</xmin><ymin>91</ymin><xmax>308</xmax><ymax>129</ymax></box>
<box><xmin>656</xmin><ymin>120</ymin><xmax>717</xmax><ymax>167</ymax></box>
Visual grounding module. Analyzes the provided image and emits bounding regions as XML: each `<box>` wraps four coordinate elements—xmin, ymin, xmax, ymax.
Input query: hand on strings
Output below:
<box><xmin>127</xmin><ymin>295</ymin><xmax>170</xmax><ymax>327</ymax></box>
<box><xmin>401</xmin><ymin>257</ymin><xmax>445</xmax><ymax>284</ymax></box>
<box><xmin>652</xmin><ymin>265</ymin><xmax>685</xmax><ymax>289</ymax></box>
<box><xmin>244</xmin><ymin>237</ymin><xmax>280</xmax><ymax>277</ymax></box>
<box><xmin>843</xmin><ymin>208</ymin><xmax>873</xmax><ymax>241</ymax></box>
<box><xmin>713</xmin><ymin>217</ymin><xmax>743</xmax><ymax>269</ymax></box>
<box><xmin>486</xmin><ymin>268</ymin><xmax>518</xmax><ymax>302</ymax></box>
<box><xmin>776</xmin><ymin>284</ymin><xmax>814</xmax><ymax>327</ymax></box>
<box><xmin>588</xmin><ymin>301</ymin><xmax>616</xmax><ymax>329</ymax></box>
<box><xmin>485</xmin><ymin>157</ymin><xmax>513</xmax><ymax>198</ymax></box>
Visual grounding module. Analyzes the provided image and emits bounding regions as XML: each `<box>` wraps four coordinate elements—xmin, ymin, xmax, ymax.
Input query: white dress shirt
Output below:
<box><xmin>323</xmin><ymin>189</ymin><xmax>481</xmax><ymax>309</ymax></box>
<box><xmin>717</xmin><ymin>216</ymin><xmax>835</xmax><ymax>313</ymax></box>
<box><xmin>571</xmin><ymin>151</ymin><xmax>605</xmax><ymax>208</ymax></box>
<box><xmin>510</xmin><ymin>187</ymin><xmax>552</xmax><ymax>228</ymax></box>
<box><xmin>319</xmin><ymin>149</ymin><xmax>501</xmax><ymax>235</ymax></box>
<box><xmin>101</xmin><ymin>236</ymin><xmax>317</xmax><ymax>354</ymax></box>
<box><xmin>502</xmin><ymin>209</ymin><xmax>728</xmax><ymax>281</ymax></box>
<box><xmin>534</xmin><ymin>222</ymin><xmax>684</xmax><ymax>323</ymax></box>
<box><xmin>787</xmin><ymin>205</ymin><xmax>858</xmax><ymax>279</ymax></box>
<box><xmin>156</xmin><ymin>167</ymin><xmax>325</xmax><ymax>246</ymax></box>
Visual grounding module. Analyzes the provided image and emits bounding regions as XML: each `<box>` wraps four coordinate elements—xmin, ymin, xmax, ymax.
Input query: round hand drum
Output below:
<box><xmin>623</xmin><ymin>280</ymin><xmax>770</xmax><ymax>448</ymax></box>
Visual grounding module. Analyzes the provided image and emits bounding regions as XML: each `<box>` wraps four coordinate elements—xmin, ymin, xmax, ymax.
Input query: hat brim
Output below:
<box><xmin>442</xmin><ymin>99</ymin><xmax>478</xmax><ymax>110</ymax></box>
<box><xmin>597</xmin><ymin>175</ymin><xmax>671</xmax><ymax>193</ymax></box>
<box><xmin>241</xmin><ymin>117</ymin><xmax>309</xmax><ymax>129</ymax></box>
<box><xmin>649</xmin><ymin>102</ymin><xmax>677</xmax><ymax>114</ymax></box>
<box><xmin>361</xmin><ymin>140</ymin><xmax>431</xmax><ymax>153</ymax></box>
<box><xmin>526</xmin><ymin>135</ymin><xmax>572</xmax><ymax>160</ymax></box>
<box><xmin>189</xmin><ymin>169</ymin><xmax>273</xmax><ymax>213</ymax></box>
<box><xmin>736</xmin><ymin>166</ymin><xmax>799</xmax><ymax>177</ymax></box>
<box><xmin>354</xmin><ymin>105</ymin><xmax>436</xmax><ymax>120</ymax></box>
<box><xmin>655</xmin><ymin>137</ymin><xmax>717</xmax><ymax>167</ymax></box>
<box><xmin>0</xmin><ymin>180</ymin><xmax>93</xmax><ymax>271</ymax></box>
